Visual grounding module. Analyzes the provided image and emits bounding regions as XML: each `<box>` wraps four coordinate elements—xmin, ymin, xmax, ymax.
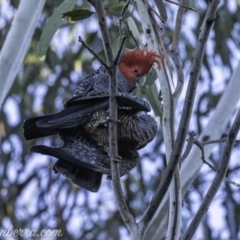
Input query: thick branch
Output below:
<box><xmin>146</xmin><ymin>61</ymin><xmax>240</xmax><ymax>240</ymax></box>
<box><xmin>88</xmin><ymin>0</ymin><xmax>137</xmax><ymax>237</ymax></box>
<box><xmin>134</xmin><ymin>1</ymin><xmax>179</xmax><ymax>238</ymax></box>
<box><xmin>141</xmin><ymin>0</ymin><xmax>220</xmax><ymax>229</ymax></box>
<box><xmin>0</xmin><ymin>0</ymin><xmax>46</xmax><ymax>109</ymax></box>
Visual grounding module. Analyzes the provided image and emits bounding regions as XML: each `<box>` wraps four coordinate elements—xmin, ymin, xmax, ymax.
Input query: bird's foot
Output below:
<box><xmin>105</xmin><ymin>117</ymin><xmax>122</xmax><ymax>123</ymax></box>
<box><xmin>113</xmin><ymin>155</ymin><xmax>122</xmax><ymax>162</ymax></box>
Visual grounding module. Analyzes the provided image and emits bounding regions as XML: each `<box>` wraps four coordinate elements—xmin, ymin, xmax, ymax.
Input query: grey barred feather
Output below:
<box><xmin>83</xmin><ymin>110</ymin><xmax>157</xmax><ymax>152</ymax></box>
<box><xmin>73</xmin><ymin>66</ymin><xmax>137</xmax><ymax>98</ymax></box>
<box><xmin>31</xmin><ymin>134</ymin><xmax>139</xmax><ymax>192</ymax></box>
<box><xmin>23</xmin><ymin>93</ymin><xmax>151</xmax><ymax>140</ymax></box>
<box><xmin>23</xmin><ymin>48</ymin><xmax>162</xmax><ymax>192</ymax></box>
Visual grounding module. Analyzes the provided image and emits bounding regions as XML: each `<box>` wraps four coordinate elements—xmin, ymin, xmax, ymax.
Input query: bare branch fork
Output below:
<box><xmin>181</xmin><ymin>107</ymin><xmax>240</xmax><ymax>239</ymax></box>
<box><xmin>180</xmin><ymin>132</ymin><xmax>240</xmax><ymax>188</ymax></box>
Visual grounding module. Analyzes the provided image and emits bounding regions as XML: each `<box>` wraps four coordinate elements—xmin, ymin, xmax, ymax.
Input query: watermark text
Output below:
<box><xmin>0</xmin><ymin>226</ymin><xmax>63</xmax><ymax>238</ymax></box>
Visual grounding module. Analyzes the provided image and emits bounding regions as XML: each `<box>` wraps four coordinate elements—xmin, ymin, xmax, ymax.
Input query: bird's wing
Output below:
<box><xmin>72</xmin><ymin>66</ymin><xmax>107</xmax><ymax>97</ymax></box>
<box><xmin>35</xmin><ymin>101</ymin><xmax>108</xmax><ymax>128</ymax></box>
<box><xmin>66</xmin><ymin>92</ymin><xmax>151</xmax><ymax>112</ymax></box>
<box><xmin>64</xmin><ymin>92</ymin><xmax>109</xmax><ymax>107</ymax></box>
<box><xmin>117</xmin><ymin>93</ymin><xmax>151</xmax><ymax>112</ymax></box>
<box><xmin>23</xmin><ymin>93</ymin><xmax>151</xmax><ymax>140</ymax></box>
<box><xmin>23</xmin><ymin>98</ymin><xmax>109</xmax><ymax>140</ymax></box>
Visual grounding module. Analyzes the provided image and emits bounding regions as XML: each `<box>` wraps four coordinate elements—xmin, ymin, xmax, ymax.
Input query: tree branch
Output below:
<box><xmin>141</xmin><ymin>0</ymin><xmax>220</xmax><ymax>234</ymax></box>
<box><xmin>166</xmin><ymin>0</ymin><xmax>197</xmax><ymax>12</ymax></box>
<box><xmin>171</xmin><ymin>0</ymin><xmax>186</xmax><ymax>105</ymax></box>
<box><xmin>181</xmin><ymin>108</ymin><xmax>240</xmax><ymax>240</ymax></box>
<box><xmin>146</xmin><ymin>61</ymin><xmax>240</xmax><ymax>240</ymax></box>
<box><xmin>0</xmin><ymin>0</ymin><xmax>46</xmax><ymax>109</ymax></box>
<box><xmin>134</xmin><ymin>0</ymin><xmax>178</xmax><ymax>237</ymax></box>
<box><xmin>191</xmin><ymin>139</ymin><xmax>240</xmax><ymax>188</ymax></box>
<box><xmin>78</xmin><ymin>36</ymin><xmax>108</xmax><ymax>69</ymax></box>
<box><xmin>88</xmin><ymin>0</ymin><xmax>137</xmax><ymax>238</ymax></box>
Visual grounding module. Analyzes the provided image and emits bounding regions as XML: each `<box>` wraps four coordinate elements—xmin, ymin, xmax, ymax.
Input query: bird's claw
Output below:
<box><xmin>113</xmin><ymin>156</ymin><xmax>122</xmax><ymax>162</ymax></box>
<box><xmin>106</xmin><ymin>117</ymin><xmax>122</xmax><ymax>123</ymax></box>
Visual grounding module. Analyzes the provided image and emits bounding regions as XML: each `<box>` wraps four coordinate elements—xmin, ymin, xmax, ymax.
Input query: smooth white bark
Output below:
<box><xmin>0</xmin><ymin>0</ymin><xmax>46</xmax><ymax>109</ymax></box>
<box><xmin>147</xmin><ymin>61</ymin><xmax>240</xmax><ymax>239</ymax></box>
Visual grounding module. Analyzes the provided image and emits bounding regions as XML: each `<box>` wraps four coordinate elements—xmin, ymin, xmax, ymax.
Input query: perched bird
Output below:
<box><xmin>72</xmin><ymin>48</ymin><xmax>162</xmax><ymax>97</ymax></box>
<box><xmin>24</xmin><ymin>48</ymin><xmax>162</xmax><ymax>191</ymax></box>
<box><xmin>29</xmin><ymin>106</ymin><xmax>158</xmax><ymax>192</ymax></box>
<box><xmin>24</xmin><ymin>48</ymin><xmax>162</xmax><ymax>140</ymax></box>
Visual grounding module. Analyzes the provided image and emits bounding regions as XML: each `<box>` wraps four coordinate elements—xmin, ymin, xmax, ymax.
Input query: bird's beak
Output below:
<box><xmin>137</xmin><ymin>76</ymin><xmax>146</xmax><ymax>85</ymax></box>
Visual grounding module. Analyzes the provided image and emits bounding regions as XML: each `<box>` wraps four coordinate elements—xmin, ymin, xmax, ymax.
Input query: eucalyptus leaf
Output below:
<box><xmin>145</xmin><ymin>70</ymin><xmax>157</xmax><ymax>86</ymax></box>
<box><xmin>63</xmin><ymin>9</ymin><xmax>94</xmax><ymax>21</ymax></box>
<box><xmin>96</xmin><ymin>38</ymin><xmax>120</xmax><ymax>62</ymax></box>
<box><xmin>140</xmin><ymin>83</ymin><xmax>162</xmax><ymax>118</ymax></box>
<box><xmin>37</xmin><ymin>0</ymin><xmax>77</xmax><ymax>58</ymax></box>
<box><xmin>127</xmin><ymin>17</ymin><xmax>141</xmax><ymax>44</ymax></box>
<box><xmin>106</xmin><ymin>2</ymin><xmax>125</xmax><ymax>14</ymax></box>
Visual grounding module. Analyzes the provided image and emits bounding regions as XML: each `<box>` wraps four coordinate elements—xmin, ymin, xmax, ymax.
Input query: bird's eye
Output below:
<box><xmin>133</xmin><ymin>69</ymin><xmax>139</xmax><ymax>75</ymax></box>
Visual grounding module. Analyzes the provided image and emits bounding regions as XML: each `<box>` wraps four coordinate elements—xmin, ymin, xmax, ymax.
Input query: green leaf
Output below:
<box><xmin>63</xmin><ymin>9</ymin><xmax>94</xmax><ymax>21</ymax></box>
<box><xmin>139</xmin><ymin>82</ymin><xmax>163</xmax><ymax>118</ymax></box>
<box><xmin>106</xmin><ymin>2</ymin><xmax>126</xmax><ymax>14</ymax></box>
<box><xmin>37</xmin><ymin>0</ymin><xmax>77</xmax><ymax>58</ymax></box>
<box><xmin>46</xmin><ymin>47</ymin><xmax>61</xmax><ymax>69</ymax></box>
<box><xmin>145</xmin><ymin>69</ymin><xmax>157</xmax><ymax>86</ymax></box>
<box><xmin>127</xmin><ymin>17</ymin><xmax>141</xmax><ymax>43</ymax></box>
<box><xmin>95</xmin><ymin>38</ymin><xmax>120</xmax><ymax>62</ymax></box>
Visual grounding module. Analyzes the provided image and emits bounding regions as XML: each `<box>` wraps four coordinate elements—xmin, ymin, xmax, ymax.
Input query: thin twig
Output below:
<box><xmin>121</xmin><ymin>0</ymin><xmax>130</xmax><ymax>16</ymax></box>
<box><xmin>202</xmin><ymin>138</ymin><xmax>240</xmax><ymax>145</ymax></box>
<box><xmin>165</xmin><ymin>0</ymin><xmax>197</xmax><ymax>12</ymax></box>
<box><xmin>171</xmin><ymin>0</ymin><xmax>186</xmax><ymax>106</ymax></box>
<box><xmin>179</xmin><ymin>132</ymin><xmax>240</xmax><ymax>187</ymax></box>
<box><xmin>78</xmin><ymin>36</ymin><xmax>108</xmax><ymax>69</ymax></box>
<box><xmin>171</xmin><ymin>51</ymin><xmax>184</xmax><ymax>105</ymax></box>
<box><xmin>122</xmin><ymin>18</ymin><xmax>140</xmax><ymax>48</ymax></box>
<box><xmin>181</xmin><ymin>108</ymin><xmax>240</xmax><ymax>240</ymax></box>
<box><xmin>114</xmin><ymin>32</ymin><xmax>128</xmax><ymax>65</ymax></box>
<box><xmin>143</xmin><ymin>0</ymin><xmax>165</xmax><ymax>22</ymax></box>
<box><xmin>191</xmin><ymin>139</ymin><xmax>240</xmax><ymax>188</ymax></box>
<box><xmin>148</xmin><ymin>10</ymin><xmax>174</xmax><ymax>89</ymax></box>
<box><xmin>179</xmin><ymin>131</ymin><xmax>196</xmax><ymax>167</ymax></box>
<box><xmin>171</xmin><ymin>0</ymin><xmax>187</xmax><ymax>52</ymax></box>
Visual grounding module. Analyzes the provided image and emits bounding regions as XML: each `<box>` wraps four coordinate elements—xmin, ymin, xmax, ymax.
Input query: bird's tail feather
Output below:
<box><xmin>31</xmin><ymin>145</ymin><xmax>103</xmax><ymax>192</ymax></box>
<box><xmin>54</xmin><ymin>160</ymin><xmax>102</xmax><ymax>192</ymax></box>
<box><xmin>23</xmin><ymin>116</ymin><xmax>59</xmax><ymax>140</ymax></box>
<box><xmin>31</xmin><ymin>145</ymin><xmax>102</xmax><ymax>173</ymax></box>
